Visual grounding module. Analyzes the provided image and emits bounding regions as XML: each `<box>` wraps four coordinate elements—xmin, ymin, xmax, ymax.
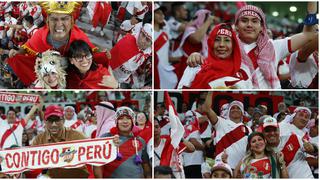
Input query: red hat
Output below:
<box><xmin>44</xmin><ymin>105</ymin><xmax>64</xmax><ymax>120</ymax></box>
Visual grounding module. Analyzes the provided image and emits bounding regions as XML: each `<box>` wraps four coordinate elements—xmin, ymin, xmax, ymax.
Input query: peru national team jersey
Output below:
<box><xmin>0</xmin><ymin>119</ymin><xmax>26</xmax><ymax>149</ymax></box>
<box><xmin>275</xmin><ymin>131</ymin><xmax>313</xmax><ymax>178</ymax></box>
<box><xmin>240</xmin><ymin>157</ymin><xmax>271</xmax><ymax>178</ymax></box>
<box><xmin>213</xmin><ymin>117</ymin><xmax>251</xmax><ymax>169</ymax></box>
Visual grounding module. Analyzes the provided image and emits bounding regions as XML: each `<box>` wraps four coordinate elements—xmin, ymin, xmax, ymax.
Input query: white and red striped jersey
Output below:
<box><xmin>276</xmin><ymin>132</ymin><xmax>313</xmax><ymax>178</ymax></box>
<box><xmin>182</xmin><ymin>125</ymin><xmax>204</xmax><ymax>166</ymax></box>
<box><xmin>64</xmin><ymin>119</ymin><xmax>85</xmax><ymax>133</ymax></box>
<box><xmin>213</xmin><ymin>116</ymin><xmax>251</xmax><ymax>169</ymax></box>
<box><xmin>0</xmin><ymin>118</ymin><xmax>27</xmax><ymax>149</ymax></box>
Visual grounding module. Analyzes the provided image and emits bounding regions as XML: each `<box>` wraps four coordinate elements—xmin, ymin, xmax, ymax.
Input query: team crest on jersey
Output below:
<box><xmin>59</xmin><ymin>147</ymin><xmax>77</xmax><ymax>163</ymax></box>
<box><xmin>287</xmin><ymin>144</ymin><xmax>294</xmax><ymax>151</ymax></box>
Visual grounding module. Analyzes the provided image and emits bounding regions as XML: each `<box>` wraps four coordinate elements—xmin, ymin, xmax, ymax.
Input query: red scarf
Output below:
<box><xmin>191</xmin><ymin>24</ymin><xmax>242</xmax><ymax>89</ymax></box>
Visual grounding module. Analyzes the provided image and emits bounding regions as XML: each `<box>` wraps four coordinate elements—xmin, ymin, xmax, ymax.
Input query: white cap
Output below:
<box><xmin>263</xmin><ymin>116</ymin><xmax>278</xmax><ymax>129</ymax></box>
<box><xmin>211</xmin><ymin>161</ymin><xmax>233</xmax><ymax>177</ymax></box>
<box><xmin>120</xmin><ymin>20</ymin><xmax>134</xmax><ymax>32</ymax></box>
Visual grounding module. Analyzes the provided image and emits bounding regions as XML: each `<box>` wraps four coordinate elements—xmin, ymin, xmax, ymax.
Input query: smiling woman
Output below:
<box><xmin>65</xmin><ymin>40</ymin><xmax>119</xmax><ymax>89</ymax></box>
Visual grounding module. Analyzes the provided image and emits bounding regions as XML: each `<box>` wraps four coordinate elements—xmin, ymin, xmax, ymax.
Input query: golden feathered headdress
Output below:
<box><xmin>39</xmin><ymin>1</ymin><xmax>82</xmax><ymax>15</ymax></box>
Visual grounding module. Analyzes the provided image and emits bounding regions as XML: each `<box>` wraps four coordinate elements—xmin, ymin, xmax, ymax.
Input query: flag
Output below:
<box><xmin>164</xmin><ymin>92</ymin><xmax>185</xmax><ymax>148</ymax></box>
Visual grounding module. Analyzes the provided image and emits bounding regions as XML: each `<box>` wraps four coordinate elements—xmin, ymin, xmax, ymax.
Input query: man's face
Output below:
<box><xmin>46</xmin><ymin>116</ymin><xmax>64</xmax><ymax>135</ymax></box>
<box><xmin>156</xmin><ymin>104</ymin><xmax>165</xmax><ymax>115</ymax></box>
<box><xmin>117</xmin><ymin>116</ymin><xmax>132</xmax><ymax>133</ymax></box>
<box><xmin>137</xmin><ymin>31</ymin><xmax>152</xmax><ymax>50</ymax></box>
<box><xmin>263</xmin><ymin>126</ymin><xmax>280</xmax><ymax>147</ymax></box>
<box><xmin>7</xmin><ymin>111</ymin><xmax>16</xmax><ymax>121</ymax></box>
<box><xmin>229</xmin><ymin>105</ymin><xmax>242</xmax><ymax>120</ymax></box>
<box><xmin>154</xmin><ymin>10</ymin><xmax>165</xmax><ymax>25</ymax></box>
<box><xmin>236</xmin><ymin>16</ymin><xmax>262</xmax><ymax>44</ymax></box>
<box><xmin>154</xmin><ymin>120</ymin><xmax>161</xmax><ymax>139</ymax></box>
<box><xmin>292</xmin><ymin>111</ymin><xmax>310</xmax><ymax>129</ymax></box>
<box><xmin>48</xmin><ymin>13</ymin><xmax>73</xmax><ymax>41</ymax></box>
<box><xmin>177</xmin><ymin>6</ymin><xmax>188</xmax><ymax>20</ymax></box>
<box><xmin>64</xmin><ymin>108</ymin><xmax>74</xmax><ymax>120</ymax></box>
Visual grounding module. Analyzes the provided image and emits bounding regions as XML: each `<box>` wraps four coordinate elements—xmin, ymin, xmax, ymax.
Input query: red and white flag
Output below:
<box><xmin>0</xmin><ymin>92</ymin><xmax>39</xmax><ymax>104</ymax></box>
<box><xmin>164</xmin><ymin>92</ymin><xmax>185</xmax><ymax>148</ymax></box>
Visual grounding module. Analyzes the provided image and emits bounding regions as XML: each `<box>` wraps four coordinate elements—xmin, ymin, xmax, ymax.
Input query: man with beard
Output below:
<box><xmin>262</xmin><ymin>116</ymin><xmax>316</xmax><ymax>178</ymax></box>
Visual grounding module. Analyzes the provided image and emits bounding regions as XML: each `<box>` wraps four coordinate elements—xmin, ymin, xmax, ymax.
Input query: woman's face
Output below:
<box><xmin>137</xmin><ymin>112</ymin><xmax>147</xmax><ymax>125</ymax></box>
<box><xmin>70</xmin><ymin>52</ymin><xmax>93</xmax><ymax>74</ymax></box>
<box><xmin>250</xmin><ymin>135</ymin><xmax>266</xmax><ymax>154</ymax></box>
<box><xmin>213</xmin><ymin>34</ymin><xmax>233</xmax><ymax>59</ymax></box>
<box><xmin>43</xmin><ymin>72</ymin><xmax>58</xmax><ymax>87</ymax></box>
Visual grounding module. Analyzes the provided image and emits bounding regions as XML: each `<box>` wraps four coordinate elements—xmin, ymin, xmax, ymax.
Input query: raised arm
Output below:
<box><xmin>203</xmin><ymin>92</ymin><xmax>218</xmax><ymax>125</ymax></box>
<box><xmin>289</xmin><ymin>2</ymin><xmax>318</xmax><ymax>52</ymax></box>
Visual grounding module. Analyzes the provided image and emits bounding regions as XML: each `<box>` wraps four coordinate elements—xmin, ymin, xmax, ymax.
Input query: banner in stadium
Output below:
<box><xmin>0</xmin><ymin>137</ymin><xmax>117</xmax><ymax>174</ymax></box>
<box><xmin>0</xmin><ymin>92</ymin><xmax>40</xmax><ymax>104</ymax></box>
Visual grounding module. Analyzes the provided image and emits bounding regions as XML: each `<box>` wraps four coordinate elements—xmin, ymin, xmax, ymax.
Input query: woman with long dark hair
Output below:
<box><xmin>234</xmin><ymin>132</ymin><xmax>288</xmax><ymax>178</ymax></box>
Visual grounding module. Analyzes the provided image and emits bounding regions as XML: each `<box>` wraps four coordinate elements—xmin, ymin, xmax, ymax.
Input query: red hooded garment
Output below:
<box><xmin>190</xmin><ymin>23</ymin><xmax>242</xmax><ymax>89</ymax></box>
<box><xmin>7</xmin><ymin>25</ymin><xmax>97</xmax><ymax>86</ymax></box>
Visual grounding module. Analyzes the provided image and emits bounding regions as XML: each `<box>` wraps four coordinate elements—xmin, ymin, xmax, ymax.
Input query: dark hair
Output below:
<box><xmin>23</xmin><ymin>15</ymin><xmax>34</xmax><ymax>25</ymax></box>
<box><xmin>171</xmin><ymin>2</ymin><xmax>185</xmax><ymax>18</ymax></box>
<box><xmin>154</xmin><ymin>166</ymin><xmax>175</xmax><ymax>178</ymax></box>
<box><xmin>67</xmin><ymin>40</ymin><xmax>98</xmax><ymax>71</ymax></box>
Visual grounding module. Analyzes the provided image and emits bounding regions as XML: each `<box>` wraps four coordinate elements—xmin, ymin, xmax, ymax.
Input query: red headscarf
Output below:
<box><xmin>191</xmin><ymin>23</ymin><xmax>242</xmax><ymax>89</ymax></box>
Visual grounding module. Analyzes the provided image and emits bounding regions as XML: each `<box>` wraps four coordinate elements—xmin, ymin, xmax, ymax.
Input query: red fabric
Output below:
<box><xmin>154</xmin><ymin>54</ymin><xmax>160</xmax><ymax>89</ymax></box>
<box><xmin>66</xmin><ymin>64</ymin><xmax>111</xmax><ymax>89</ymax></box>
<box><xmin>191</xmin><ymin>24</ymin><xmax>242</xmax><ymax>89</ymax></box>
<box><xmin>214</xmin><ymin>125</ymin><xmax>248</xmax><ymax>156</ymax></box>
<box><xmin>248</xmin><ymin>47</ymin><xmax>258</xmax><ymax>69</ymax></box>
<box><xmin>24</xmin><ymin>25</ymin><xmax>95</xmax><ymax>56</ymax></box>
<box><xmin>281</xmin><ymin>133</ymin><xmax>300</xmax><ymax>166</ymax></box>
<box><xmin>250</xmin><ymin>158</ymin><xmax>271</xmax><ymax>175</ymax></box>
<box><xmin>159</xmin><ymin>135</ymin><xmax>185</xmax><ymax>166</ymax></box>
<box><xmin>116</xmin><ymin>6</ymin><xmax>126</xmax><ymax>22</ymax></box>
<box><xmin>8</xmin><ymin>54</ymin><xmax>36</xmax><ymax>86</ymax></box>
<box><xmin>70</xmin><ymin>120</ymin><xmax>83</xmax><ymax>129</ymax></box>
<box><xmin>8</xmin><ymin>25</ymin><xmax>96</xmax><ymax>86</ymax></box>
<box><xmin>92</xmin><ymin>2</ymin><xmax>112</xmax><ymax>28</ymax></box>
<box><xmin>109</xmin><ymin>34</ymin><xmax>142</xmax><ymax>69</ymax></box>
<box><xmin>24</xmin><ymin>169</ymin><xmax>43</xmax><ymax>178</ymax></box>
<box><xmin>103</xmin><ymin>128</ymin><xmax>144</xmax><ymax>177</ymax></box>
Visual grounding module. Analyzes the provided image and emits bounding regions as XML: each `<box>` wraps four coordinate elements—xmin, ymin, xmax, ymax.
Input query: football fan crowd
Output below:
<box><xmin>0</xmin><ymin>91</ymin><xmax>152</xmax><ymax>178</ymax></box>
<box><xmin>0</xmin><ymin>1</ymin><xmax>152</xmax><ymax>89</ymax></box>
<box><xmin>154</xmin><ymin>2</ymin><xmax>318</xmax><ymax>89</ymax></box>
<box><xmin>154</xmin><ymin>91</ymin><xmax>318</xmax><ymax>178</ymax></box>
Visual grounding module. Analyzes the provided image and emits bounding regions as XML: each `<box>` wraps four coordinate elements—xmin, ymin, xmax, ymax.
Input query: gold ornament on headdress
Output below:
<box><xmin>38</xmin><ymin>1</ymin><xmax>82</xmax><ymax>15</ymax></box>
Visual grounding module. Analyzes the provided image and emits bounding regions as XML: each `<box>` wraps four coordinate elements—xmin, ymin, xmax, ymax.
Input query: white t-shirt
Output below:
<box><xmin>155</xmin><ymin>24</ymin><xmax>178</xmax><ymax>89</ymax></box>
<box><xmin>243</xmin><ymin>38</ymin><xmax>290</xmax><ymax>89</ymax></box>
<box><xmin>279</xmin><ymin>121</ymin><xmax>307</xmax><ymax>139</ymax></box>
<box><xmin>182</xmin><ymin>130</ymin><xmax>204</xmax><ymax>166</ymax></box>
<box><xmin>0</xmin><ymin>119</ymin><xmax>25</xmax><ymax>149</ymax></box>
<box><xmin>214</xmin><ymin>117</ymin><xmax>251</xmax><ymax>169</ymax></box>
<box><xmin>289</xmin><ymin>51</ymin><xmax>318</xmax><ymax>88</ymax></box>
